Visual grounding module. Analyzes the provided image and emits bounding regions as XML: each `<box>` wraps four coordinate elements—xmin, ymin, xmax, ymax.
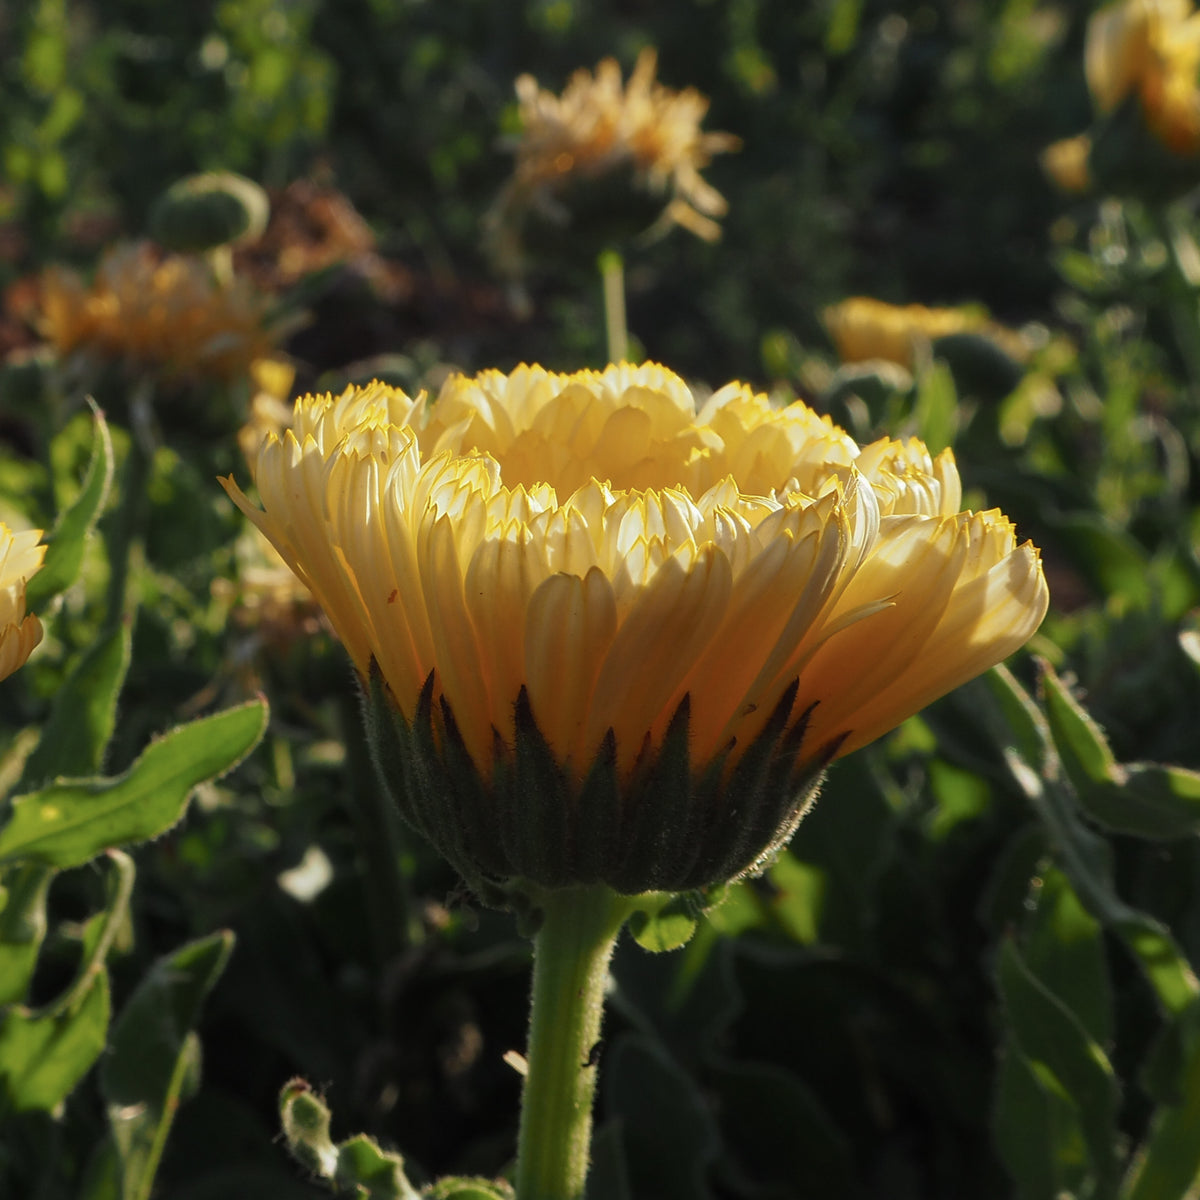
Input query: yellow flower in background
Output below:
<box><xmin>40</xmin><ymin>241</ymin><xmax>276</xmax><ymax>383</ymax></box>
<box><xmin>488</xmin><ymin>48</ymin><xmax>740</xmax><ymax>262</ymax></box>
<box><xmin>823</xmin><ymin>297</ymin><xmax>1028</xmax><ymax>369</ymax></box>
<box><xmin>1086</xmin><ymin>0</ymin><xmax>1200</xmax><ymax>154</ymax></box>
<box><xmin>0</xmin><ymin>525</ymin><xmax>46</xmax><ymax>682</ymax></box>
<box><xmin>223</xmin><ymin>363</ymin><xmax>1047</xmax><ymax>892</ymax></box>
<box><xmin>1041</xmin><ymin>135</ymin><xmax>1094</xmax><ymax>192</ymax></box>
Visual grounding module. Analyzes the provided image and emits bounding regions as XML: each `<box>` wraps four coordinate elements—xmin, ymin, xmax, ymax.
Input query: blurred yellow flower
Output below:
<box><xmin>40</xmin><ymin>241</ymin><xmax>276</xmax><ymax>383</ymax></box>
<box><xmin>1041</xmin><ymin>135</ymin><xmax>1094</xmax><ymax>192</ymax></box>
<box><xmin>225</xmin><ymin>364</ymin><xmax>1046</xmax><ymax>793</ymax></box>
<box><xmin>488</xmin><ymin>49</ymin><xmax>740</xmax><ymax>263</ymax></box>
<box><xmin>0</xmin><ymin>525</ymin><xmax>46</xmax><ymax>682</ymax></box>
<box><xmin>824</xmin><ymin>297</ymin><xmax>1027</xmax><ymax>368</ymax></box>
<box><xmin>1086</xmin><ymin>0</ymin><xmax>1200</xmax><ymax>153</ymax></box>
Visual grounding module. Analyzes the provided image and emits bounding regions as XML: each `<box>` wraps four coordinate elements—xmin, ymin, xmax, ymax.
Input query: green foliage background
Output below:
<box><xmin>2</xmin><ymin>0</ymin><xmax>1200</xmax><ymax>1198</ymax></box>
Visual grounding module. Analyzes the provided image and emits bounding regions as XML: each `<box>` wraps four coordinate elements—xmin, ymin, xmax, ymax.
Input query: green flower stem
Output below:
<box><xmin>515</xmin><ymin>885</ymin><xmax>635</xmax><ymax>1200</ymax></box>
<box><xmin>598</xmin><ymin>249</ymin><xmax>628</xmax><ymax>365</ymax></box>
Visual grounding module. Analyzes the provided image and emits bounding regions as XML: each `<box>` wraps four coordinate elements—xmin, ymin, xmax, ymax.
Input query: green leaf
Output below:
<box><xmin>101</xmin><ymin>931</ymin><xmax>235</xmax><ymax>1200</ymax></box>
<box><xmin>0</xmin><ymin>700</ymin><xmax>268</xmax><ymax>869</ymax></box>
<box><xmin>994</xmin><ymin>1044</ymin><xmax>1083</xmax><ymax>1200</ymax></box>
<box><xmin>16</xmin><ymin>621</ymin><xmax>132</xmax><ymax>793</ymax></box>
<box><xmin>997</xmin><ymin>937</ymin><xmax>1120</xmax><ymax>1196</ymax></box>
<box><xmin>605</xmin><ymin>1033</ymin><xmax>719</xmax><ymax>1200</ymax></box>
<box><xmin>25</xmin><ymin>402</ymin><xmax>114</xmax><ymax>613</ymax></box>
<box><xmin>0</xmin><ymin>863</ymin><xmax>55</xmax><ymax>1005</ymax></box>
<box><xmin>912</xmin><ymin>359</ymin><xmax>958</xmax><ymax>455</ymax></box>
<box><xmin>628</xmin><ymin>894</ymin><xmax>698</xmax><ymax>953</ymax></box>
<box><xmin>1122</xmin><ymin>1018</ymin><xmax>1200</xmax><ymax>1200</ymax></box>
<box><xmin>0</xmin><ymin>968</ymin><xmax>109</xmax><ymax>1115</ymax></box>
<box><xmin>1074</xmin><ymin>764</ymin><xmax>1200</xmax><ymax>840</ymax></box>
<box><xmin>1041</xmin><ymin>664</ymin><xmax>1118</xmax><ymax>792</ymax></box>
<box><xmin>1022</xmin><ymin>866</ymin><xmax>1112</xmax><ymax>1047</ymax></box>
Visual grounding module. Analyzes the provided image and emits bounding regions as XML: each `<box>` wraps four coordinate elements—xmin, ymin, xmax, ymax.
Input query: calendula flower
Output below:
<box><xmin>40</xmin><ymin>241</ymin><xmax>275</xmax><ymax>383</ymax></box>
<box><xmin>487</xmin><ymin>49</ymin><xmax>740</xmax><ymax>268</ymax></box>
<box><xmin>0</xmin><ymin>525</ymin><xmax>46</xmax><ymax>681</ymax></box>
<box><xmin>1086</xmin><ymin>0</ymin><xmax>1200</xmax><ymax>154</ymax></box>
<box><xmin>1041</xmin><ymin>135</ymin><xmax>1094</xmax><ymax>192</ymax></box>
<box><xmin>824</xmin><ymin>297</ymin><xmax>1028</xmax><ymax>369</ymax></box>
<box><xmin>223</xmin><ymin>363</ymin><xmax>1047</xmax><ymax>893</ymax></box>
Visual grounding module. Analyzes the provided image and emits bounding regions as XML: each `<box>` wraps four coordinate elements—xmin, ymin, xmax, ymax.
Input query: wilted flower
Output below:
<box><xmin>824</xmin><ymin>297</ymin><xmax>1028</xmax><ymax>369</ymax></box>
<box><xmin>223</xmin><ymin>363</ymin><xmax>1047</xmax><ymax>894</ymax></box>
<box><xmin>0</xmin><ymin>525</ymin><xmax>45</xmax><ymax>682</ymax></box>
<box><xmin>40</xmin><ymin>241</ymin><xmax>276</xmax><ymax>383</ymax></box>
<box><xmin>1086</xmin><ymin>0</ymin><xmax>1200</xmax><ymax>154</ymax></box>
<box><xmin>1041</xmin><ymin>134</ymin><xmax>1094</xmax><ymax>192</ymax></box>
<box><xmin>487</xmin><ymin>49</ymin><xmax>740</xmax><ymax>268</ymax></box>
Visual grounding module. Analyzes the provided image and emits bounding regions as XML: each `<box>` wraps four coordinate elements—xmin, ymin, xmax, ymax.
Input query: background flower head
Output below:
<box><xmin>486</xmin><ymin>50</ymin><xmax>741</xmax><ymax>270</ymax></box>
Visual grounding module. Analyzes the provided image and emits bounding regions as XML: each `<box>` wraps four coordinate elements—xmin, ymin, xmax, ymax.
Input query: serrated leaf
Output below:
<box><xmin>1041</xmin><ymin>665</ymin><xmax>1118</xmax><ymax>792</ymax></box>
<box><xmin>25</xmin><ymin>402</ymin><xmax>114</xmax><ymax>613</ymax></box>
<box><xmin>101</xmin><ymin>931</ymin><xmax>235</xmax><ymax>1200</ymax></box>
<box><xmin>0</xmin><ymin>967</ymin><xmax>109</xmax><ymax>1114</ymax></box>
<box><xmin>0</xmin><ymin>700</ymin><xmax>267</xmax><ymax>869</ymax></box>
<box><xmin>997</xmin><ymin>938</ymin><xmax>1120</xmax><ymax>1196</ymax></box>
<box><xmin>17</xmin><ymin>621</ymin><xmax>131</xmax><ymax>793</ymax></box>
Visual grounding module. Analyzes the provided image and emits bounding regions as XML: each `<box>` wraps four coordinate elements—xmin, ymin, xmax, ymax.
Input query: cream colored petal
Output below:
<box><xmin>464</xmin><ymin>530</ymin><xmax>549</xmax><ymax>745</ymax></box>
<box><xmin>795</xmin><ymin>515</ymin><xmax>968</xmax><ymax>756</ymax></box>
<box><xmin>525</xmin><ymin>567</ymin><xmax>619</xmax><ymax>765</ymax></box>
<box><xmin>418</xmin><ymin>512</ymin><xmax>492</xmax><ymax>772</ymax></box>
<box><xmin>832</xmin><ymin>539</ymin><xmax>1048</xmax><ymax>756</ymax></box>
<box><xmin>585</xmin><ymin>544</ymin><xmax>733</xmax><ymax>774</ymax></box>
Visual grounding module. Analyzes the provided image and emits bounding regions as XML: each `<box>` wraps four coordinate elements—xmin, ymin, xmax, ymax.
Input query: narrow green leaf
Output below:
<box><xmin>25</xmin><ymin>402</ymin><xmax>114</xmax><ymax>613</ymax></box>
<box><xmin>912</xmin><ymin>360</ymin><xmax>958</xmax><ymax>455</ymax></box>
<box><xmin>1122</xmin><ymin>1021</ymin><xmax>1200</xmax><ymax>1200</ymax></box>
<box><xmin>17</xmin><ymin>622</ymin><xmax>132</xmax><ymax>793</ymax></box>
<box><xmin>0</xmin><ymin>968</ymin><xmax>109</xmax><ymax>1114</ymax></box>
<box><xmin>101</xmin><ymin>931</ymin><xmax>235</xmax><ymax>1200</ymax></box>
<box><xmin>0</xmin><ymin>700</ymin><xmax>268</xmax><ymax>869</ymax></box>
<box><xmin>994</xmin><ymin>1046</ymin><xmax>1075</xmax><ymax>1200</ymax></box>
<box><xmin>982</xmin><ymin>665</ymin><xmax>1053</xmax><ymax>785</ymax></box>
<box><xmin>1041</xmin><ymin>664</ymin><xmax>1118</xmax><ymax>791</ymax></box>
<box><xmin>0</xmin><ymin>863</ymin><xmax>55</xmax><ymax>1005</ymax></box>
<box><xmin>1075</xmin><ymin>764</ymin><xmax>1200</xmax><ymax>840</ymax></box>
<box><xmin>1023</xmin><ymin>867</ymin><xmax>1112</xmax><ymax>1047</ymax></box>
<box><xmin>997</xmin><ymin>937</ymin><xmax>1120</xmax><ymax>1196</ymax></box>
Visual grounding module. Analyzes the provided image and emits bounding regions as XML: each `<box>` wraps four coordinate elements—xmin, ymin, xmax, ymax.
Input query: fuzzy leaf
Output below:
<box><xmin>26</xmin><ymin>402</ymin><xmax>114</xmax><ymax>613</ymax></box>
<box><xmin>0</xmin><ymin>700</ymin><xmax>267</xmax><ymax>869</ymax></box>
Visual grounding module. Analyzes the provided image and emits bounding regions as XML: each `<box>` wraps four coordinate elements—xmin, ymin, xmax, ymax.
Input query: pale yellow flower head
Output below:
<box><xmin>823</xmin><ymin>297</ymin><xmax>1027</xmax><ymax>369</ymax></box>
<box><xmin>488</xmin><ymin>49</ymin><xmax>741</xmax><ymax>263</ymax></box>
<box><xmin>40</xmin><ymin>241</ymin><xmax>275</xmax><ymax>382</ymax></box>
<box><xmin>225</xmin><ymin>364</ymin><xmax>1046</xmax><ymax>838</ymax></box>
<box><xmin>0</xmin><ymin>525</ymin><xmax>46</xmax><ymax>682</ymax></box>
<box><xmin>1086</xmin><ymin>0</ymin><xmax>1200</xmax><ymax>154</ymax></box>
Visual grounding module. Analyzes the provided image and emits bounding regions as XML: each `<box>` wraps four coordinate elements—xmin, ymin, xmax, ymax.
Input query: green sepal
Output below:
<box><xmin>149</xmin><ymin>171</ymin><xmax>269</xmax><ymax>253</ymax></box>
<box><xmin>334</xmin><ymin>1133</ymin><xmax>420</xmax><ymax>1199</ymax></box>
<box><xmin>360</xmin><ymin>666</ymin><xmax>834</xmax><ymax>897</ymax></box>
